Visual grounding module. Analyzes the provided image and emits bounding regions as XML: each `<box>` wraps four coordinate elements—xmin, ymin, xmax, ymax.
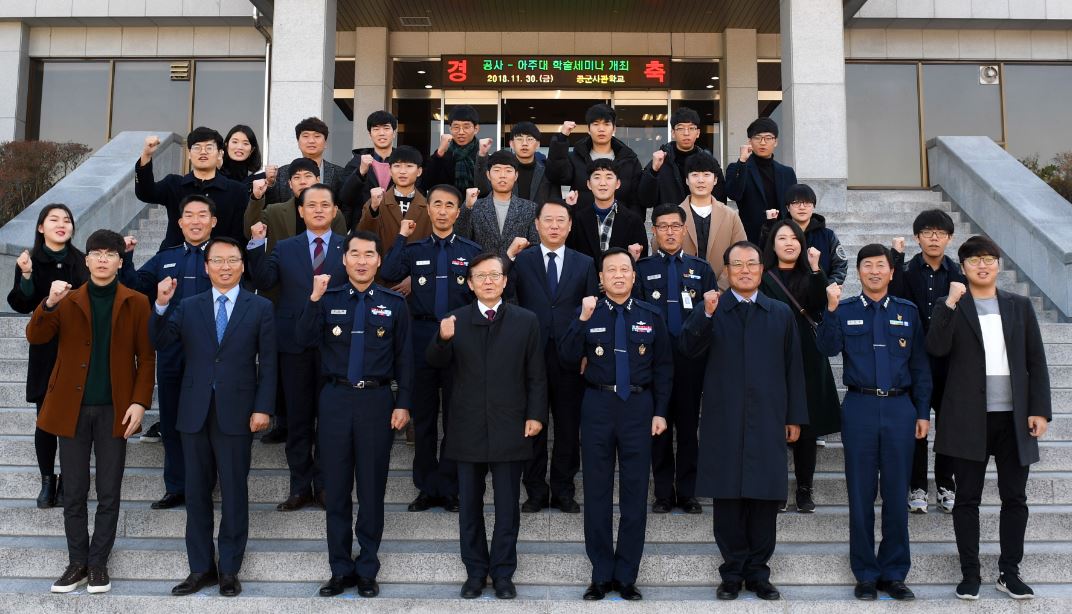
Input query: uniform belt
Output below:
<box><xmin>332</xmin><ymin>377</ymin><xmax>391</xmax><ymax>389</ymax></box>
<box><xmin>847</xmin><ymin>386</ymin><xmax>907</xmax><ymax>397</ymax></box>
<box><xmin>413</xmin><ymin>315</ymin><xmax>439</xmax><ymax>322</ymax></box>
<box><xmin>589</xmin><ymin>384</ymin><xmax>648</xmax><ymax>394</ymax></box>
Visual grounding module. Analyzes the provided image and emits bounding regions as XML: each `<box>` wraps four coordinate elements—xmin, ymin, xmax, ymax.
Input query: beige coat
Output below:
<box><xmin>679</xmin><ymin>198</ymin><xmax>748</xmax><ymax>290</ymax></box>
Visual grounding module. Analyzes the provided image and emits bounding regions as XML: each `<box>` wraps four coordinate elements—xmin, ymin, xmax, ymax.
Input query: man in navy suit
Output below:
<box><xmin>506</xmin><ymin>200</ymin><xmax>598</xmax><ymax>514</ymax></box>
<box><xmin>247</xmin><ymin>183</ymin><xmax>347</xmax><ymax>511</ymax></box>
<box><xmin>724</xmin><ymin>118</ymin><xmax>798</xmax><ymax>244</ymax></box>
<box><xmin>151</xmin><ymin>237</ymin><xmax>277</xmax><ymax>598</ymax></box>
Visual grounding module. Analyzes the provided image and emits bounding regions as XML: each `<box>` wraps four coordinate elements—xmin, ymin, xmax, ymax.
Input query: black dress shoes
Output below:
<box><xmin>877</xmin><ymin>579</ymin><xmax>916</xmax><ymax>600</ymax></box>
<box><xmin>151</xmin><ymin>492</ymin><xmax>185</xmax><ymax>510</ymax></box>
<box><xmin>442</xmin><ymin>496</ymin><xmax>460</xmax><ymax>512</ymax></box>
<box><xmin>854</xmin><ymin>581</ymin><xmax>878</xmax><ymax>600</ymax></box>
<box><xmin>716</xmin><ymin>581</ymin><xmax>741</xmax><ymax>600</ymax></box>
<box><xmin>172</xmin><ymin>571</ymin><xmax>219</xmax><ymax>595</ymax></box>
<box><xmin>554</xmin><ymin>497</ymin><xmax>580</xmax><ymax>514</ymax></box>
<box><xmin>407</xmin><ymin>492</ymin><xmax>437</xmax><ymax>512</ymax></box>
<box><xmin>493</xmin><ymin>577</ymin><xmax>517</xmax><ymax>599</ymax></box>
<box><xmin>521</xmin><ymin>496</ymin><xmax>548</xmax><ymax>513</ymax></box>
<box><xmin>319</xmin><ymin>574</ymin><xmax>359</xmax><ymax>596</ymax></box>
<box><xmin>614</xmin><ymin>581</ymin><xmax>643</xmax><ymax>601</ymax></box>
<box><xmin>678</xmin><ymin>497</ymin><xmax>703</xmax><ymax>514</ymax></box>
<box><xmin>652</xmin><ymin>498</ymin><xmax>673</xmax><ymax>514</ymax></box>
<box><xmin>219</xmin><ymin>574</ymin><xmax>241</xmax><ymax>597</ymax></box>
<box><xmin>583</xmin><ymin>581</ymin><xmax>612</xmax><ymax>600</ymax></box>
<box><xmin>276</xmin><ymin>492</ymin><xmax>313</xmax><ymax>511</ymax></box>
<box><xmin>746</xmin><ymin>580</ymin><xmax>781</xmax><ymax>600</ymax></box>
<box><xmin>260</xmin><ymin>427</ymin><xmax>287</xmax><ymax>444</ymax></box>
<box><xmin>356</xmin><ymin>576</ymin><xmax>379</xmax><ymax>597</ymax></box>
<box><xmin>460</xmin><ymin>576</ymin><xmax>486</xmax><ymax>599</ymax></box>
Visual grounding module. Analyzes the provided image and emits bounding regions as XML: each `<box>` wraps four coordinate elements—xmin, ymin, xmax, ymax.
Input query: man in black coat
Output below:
<box><xmin>724</xmin><ymin>118</ymin><xmax>797</xmax><ymax>244</ymax></box>
<box><xmin>565</xmin><ymin>159</ymin><xmax>649</xmax><ymax>267</ymax></box>
<box><xmin>339</xmin><ymin>110</ymin><xmax>399</xmax><ymax>227</ymax></box>
<box><xmin>925</xmin><ymin>235</ymin><xmax>1051</xmax><ymax>601</ymax></box>
<box><xmin>266</xmin><ymin>117</ymin><xmax>351</xmax><ymax>205</ymax></box>
<box><xmin>426</xmin><ymin>253</ymin><xmax>548</xmax><ymax>601</ymax></box>
<box><xmin>638</xmin><ymin>107</ymin><xmax>726</xmax><ymax>207</ymax></box>
<box><xmin>546</xmin><ymin>104</ymin><xmax>644</xmax><ymax>220</ymax></box>
<box><xmin>421</xmin><ymin>105</ymin><xmax>489</xmax><ymax>195</ymax></box>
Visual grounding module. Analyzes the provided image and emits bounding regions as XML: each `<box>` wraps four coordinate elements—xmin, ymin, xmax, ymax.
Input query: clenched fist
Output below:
<box><xmin>826</xmin><ymin>282</ymin><xmax>842</xmax><ymax>312</ymax></box>
<box><xmin>579</xmin><ymin>296</ymin><xmax>598</xmax><ymax>322</ymax></box>
<box><xmin>478</xmin><ymin>138</ymin><xmax>492</xmax><ymax>156</ymax></box>
<box><xmin>652</xmin><ymin>150</ymin><xmax>666</xmax><ymax>172</ymax></box>
<box><xmin>370</xmin><ymin>187</ymin><xmax>385</xmax><ymax>211</ymax></box>
<box><xmin>627</xmin><ymin>243</ymin><xmax>643</xmax><ymax>262</ymax></box>
<box><xmin>251</xmin><ymin>178</ymin><xmax>268</xmax><ymax>200</ymax></box>
<box><xmin>359</xmin><ymin>154</ymin><xmax>374</xmax><ymax>175</ymax></box>
<box><xmin>124</xmin><ymin>235</ymin><xmax>138</xmax><ymax>254</ymax></box>
<box><xmin>807</xmin><ymin>247</ymin><xmax>822</xmax><ymax>272</ymax></box>
<box><xmin>310</xmin><ymin>274</ymin><xmax>331</xmax><ymax>302</ymax></box>
<box><xmin>560</xmin><ymin>121</ymin><xmax>577</xmax><ymax>136</ymax></box>
<box><xmin>439</xmin><ymin>314</ymin><xmax>457</xmax><ymax>340</ymax></box>
<box><xmin>399</xmin><ymin>219</ymin><xmax>417</xmax><ymax>238</ymax></box>
<box><xmin>565</xmin><ymin>191</ymin><xmax>579</xmax><ymax>206</ymax></box>
<box><xmin>16</xmin><ymin>250</ymin><xmax>32</xmax><ymax>278</ymax></box>
<box><xmin>250</xmin><ymin>222</ymin><xmax>267</xmax><ymax>241</ymax></box>
<box><xmin>892</xmin><ymin>236</ymin><xmax>906</xmax><ymax>253</ymax></box>
<box><xmin>738</xmin><ymin>143</ymin><xmax>753</xmax><ymax>163</ymax></box>
<box><xmin>264</xmin><ymin>164</ymin><xmax>278</xmax><ymax>187</ymax></box>
<box><xmin>945</xmin><ymin>281</ymin><xmax>967</xmax><ymax>309</ymax></box>
<box><xmin>703</xmin><ymin>289</ymin><xmax>720</xmax><ymax>316</ymax></box>
<box><xmin>766</xmin><ymin>209</ymin><xmax>779</xmax><ymax>220</ymax></box>
<box><xmin>465</xmin><ymin>188</ymin><xmax>479</xmax><ymax>209</ymax></box>
<box><xmin>156</xmin><ymin>277</ymin><xmax>178</xmax><ymax>307</ymax></box>
<box><xmin>45</xmin><ymin>280</ymin><xmax>72</xmax><ymax>309</ymax></box>
<box><xmin>507</xmin><ymin>237</ymin><xmax>530</xmax><ymax>260</ymax></box>
<box><xmin>438</xmin><ymin>133</ymin><xmax>453</xmax><ymax>156</ymax></box>
<box><xmin>141</xmin><ymin>135</ymin><xmax>161</xmax><ymax>163</ymax></box>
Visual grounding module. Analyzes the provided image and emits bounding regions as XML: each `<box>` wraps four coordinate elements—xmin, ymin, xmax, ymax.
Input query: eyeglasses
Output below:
<box><xmin>189</xmin><ymin>144</ymin><xmax>218</xmax><ymax>153</ymax></box>
<box><xmin>964</xmin><ymin>256</ymin><xmax>998</xmax><ymax>267</ymax></box>
<box><xmin>750</xmin><ymin>135</ymin><xmax>776</xmax><ymax>144</ymax></box>
<box><xmin>87</xmin><ymin>250</ymin><xmax>119</xmax><ymax>261</ymax></box>
<box><xmin>207</xmin><ymin>257</ymin><xmax>243</xmax><ymax>266</ymax></box>
<box><xmin>918</xmin><ymin>230</ymin><xmax>950</xmax><ymax>239</ymax></box>
<box><xmin>673</xmin><ymin>126</ymin><xmax>699</xmax><ymax>134</ymax></box>
<box><xmin>512</xmin><ymin>136</ymin><xmax>538</xmax><ymax>144</ymax></box>
<box><xmin>728</xmin><ymin>260</ymin><xmax>762</xmax><ymax>271</ymax></box>
<box><xmin>788</xmin><ymin>201</ymin><xmax>814</xmax><ymax>208</ymax></box>
<box><xmin>471</xmin><ymin>272</ymin><xmax>504</xmax><ymax>282</ymax></box>
<box><xmin>653</xmin><ymin>223</ymin><xmax>685</xmax><ymax>232</ymax></box>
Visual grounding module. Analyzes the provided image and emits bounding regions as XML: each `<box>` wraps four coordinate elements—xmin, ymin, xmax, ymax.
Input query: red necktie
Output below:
<box><xmin>312</xmin><ymin>237</ymin><xmax>325</xmax><ymax>275</ymax></box>
<box><xmin>485</xmin><ymin>309</ymin><xmax>495</xmax><ymax>321</ymax></box>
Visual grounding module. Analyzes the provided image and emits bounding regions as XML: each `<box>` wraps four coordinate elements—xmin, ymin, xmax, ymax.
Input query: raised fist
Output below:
<box><xmin>579</xmin><ymin>296</ymin><xmax>598</xmax><ymax>321</ymax></box>
<box><xmin>892</xmin><ymin>236</ymin><xmax>906</xmax><ymax>253</ymax></box>
<box><xmin>439</xmin><ymin>314</ymin><xmax>457</xmax><ymax>340</ymax></box>
<box><xmin>399</xmin><ymin>219</ymin><xmax>417</xmax><ymax>238</ymax></box>
<box><xmin>124</xmin><ymin>235</ymin><xmax>138</xmax><ymax>254</ymax></box>
<box><xmin>507</xmin><ymin>237</ymin><xmax>530</xmax><ymax>260</ymax></box>
<box><xmin>738</xmin><ymin>143</ymin><xmax>753</xmax><ymax>163</ymax></box>
<box><xmin>946</xmin><ymin>281</ymin><xmax>967</xmax><ymax>308</ymax></box>
<box><xmin>264</xmin><ymin>164</ymin><xmax>278</xmax><ymax>187</ymax></box>
<box><xmin>826</xmin><ymin>282</ymin><xmax>842</xmax><ymax>312</ymax></box>
<box><xmin>560</xmin><ymin>121</ymin><xmax>577</xmax><ymax>136</ymax></box>
<box><xmin>438</xmin><ymin>133</ymin><xmax>453</xmax><ymax>155</ymax></box>
<box><xmin>16</xmin><ymin>250</ymin><xmax>31</xmax><ymax>277</ymax></box>
<box><xmin>369</xmin><ymin>187</ymin><xmax>385</xmax><ymax>211</ymax></box>
<box><xmin>627</xmin><ymin>243</ymin><xmax>643</xmax><ymax>262</ymax></box>
<box><xmin>310</xmin><ymin>273</ymin><xmax>331</xmax><ymax>302</ymax></box>
<box><xmin>465</xmin><ymin>187</ymin><xmax>479</xmax><ymax>209</ymax></box>
<box><xmin>807</xmin><ymin>247</ymin><xmax>822</xmax><ymax>272</ymax></box>
<box><xmin>46</xmin><ymin>280</ymin><xmax>72</xmax><ymax>308</ymax></box>
<box><xmin>703</xmin><ymin>289</ymin><xmax>720</xmax><ymax>316</ymax></box>
<box><xmin>478</xmin><ymin>138</ymin><xmax>492</xmax><ymax>156</ymax></box>
<box><xmin>250</xmin><ymin>222</ymin><xmax>267</xmax><ymax>241</ymax></box>
<box><xmin>565</xmin><ymin>190</ymin><xmax>579</xmax><ymax>206</ymax></box>
<box><xmin>251</xmin><ymin>178</ymin><xmax>268</xmax><ymax>200</ymax></box>
<box><xmin>142</xmin><ymin>135</ymin><xmax>161</xmax><ymax>159</ymax></box>
<box><xmin>652</xmin><ymin>150</ymin><xmax>666</xmax><ymax>172</ymax></box>
<box><xmin>359</xmin><ymin>154</ymin><xmax>374</xmax><ymax>175</ymax></box>
<box><xmin>156</xmin><ymin>277</ymin><xmax>177</xmax><ymax>307</ymax></box>
<box><xmin>765</xmin><ymin>208</ymin><xmax>779</xmax><ymax>220</ymax></box>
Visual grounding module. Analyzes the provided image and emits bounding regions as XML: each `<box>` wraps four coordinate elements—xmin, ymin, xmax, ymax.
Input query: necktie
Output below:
<box><xmin>614</xmin><ymin>305</ymin><xmax>630</xmax><ymax>401</ymax></box>
<box><xmin>739</xmin><ymin>298</ymin><xmax>753</xmax><ymax>326</ymax></box>
<box><xmin>485</xmin><ymin>309</ymin><xmax>496</xmax><ymax>321</ymax></box>
<box><xmin>872</xmin><ymin>302</ymin><xmax>892</xmax><ymax>390</ymax></box>
<box><xmin>215</xmin><ymin>295</ymin><xmax>229</xmax><ymax>344</ymax></box>
<box><xmin>180</xmin><ymin>246</ymin><xmax>198</xmax><ymax>299</ymax></box>
<box><xmin>666</xmin><ymin>254</ymin><xmax>682</xmax><ymax>336</ymax></box>
<box><xmin>546</xmin><ymin>252</ymin><xmax>559</xmax><ymax>300</ymax></box>
<box><xmin>312</xmin><ymin>237</ymin><xmax>325</xmax><ymax>275</ymax></box>
<box><xmin>434</xmin><ymin>238</ymin><xmax>449</xmax><ymax>319</ymax></box>
<box><xmin>347</xmin><ymin>292</ymin><xmax>367</xmax><ymax>383</ymax></box>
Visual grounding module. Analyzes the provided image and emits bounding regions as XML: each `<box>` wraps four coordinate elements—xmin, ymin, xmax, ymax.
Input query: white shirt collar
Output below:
<box><xmin>211</xmin><ymin>285</ymin><xmax>241</xmax><ymax>305</ymax></box>
<box><xmin>540</xmin><ymin>244</ymin><xmax>566</xmax><ymax>261</ymax></box>
<box><xmin>478</xmin><ymin>299</ymin><xmax>503</xmax><ymax>315</ymax></box>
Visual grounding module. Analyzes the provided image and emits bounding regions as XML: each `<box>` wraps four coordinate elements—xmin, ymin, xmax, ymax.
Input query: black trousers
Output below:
<box><xmin>712</xmin><ymin>498</ymin><xmax>780</xmax><ymax>584</ymax></box>
<box><xmin>273</xmin><ymin>360</ymin><xmax>288</xmax><ymax>429</ymax></box>
<box><xmin>791</xmin><ymin>432</ymin><xmax>818</xmax><ymax>488</ymax></box>
<box><xmin>652</xmin><ymin>345</ymin><xmax>703</xmax><ymax>501</ymax></box>
<box><xmin>411</xmin><ymin>322</ymin><xmax>457</xmax><ymax>499</ymax></box>
<box><xmin>279</xmin><ymin>348</ymin><xmax>322</xmax><ymax>497</ymax></box>
<box><xmin>58</xmin><ymin>404</ymin><xmax>127</xmax><ymax>567</ymax></box>
<box><xmin>523</xmin><ymin>338</ymin><xmax>584</xmax><ymax>502</ymax></box>
<box><xmin>911</xmin><ymin>356</ymin><xmax>955</xmax><ymax>492</ymax></box>
<box><xmin>457</xmin><ymin>460</ymin><xmax>523</xmax><ymax>580</ymax></box>
<box><xmin>156</xmin><ymin>346</ymin><xmax>186</xmax><ymax>495</ymax></box>
<box><xmin>951</xmin><ymin>411</ymin><xmax>1030</xmax><ymax>580</ymax></box>
<box><xmin>34</xmin><ymin>401</ymin><xmax>58</xmax><ymax>476</ymax></box>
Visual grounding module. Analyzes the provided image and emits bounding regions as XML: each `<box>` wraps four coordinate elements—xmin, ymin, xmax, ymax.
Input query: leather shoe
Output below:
<box><xmin>614</xmin><ymin>581</ymin><xmax>643</xmax><ymax>601</ymax></box>
<box><xmin>583</xmin><ymin>581</ymin><xmax>612</xmax><ymax>600</ymax></box>
<box><xmin>521</xmin><ymin>496</ymin><xmax>548</xmax><ymax>513</ymax></box>
<box><xmin>554</xmin><ymin>496</ymin><xmax>580</xmax><ymax>514</ymax></box>
<box><xmin>442</xmin><ymin>496</ymin><xmax>460</xmax><ymax>512</ymax></box>
<box><xmin>276</xmin><ymin>492</ymin><xmax>313</xmax><ymax>511</ymax></box>
<box><xmin>151</xmin><ymin>492</ymin><xmax>185</xmax><ymax>510</ymax></box>
<box><xmin>218</xmin><ymin>574</ymin><xmax>241</xmax><ymax>597</ymax></box>
<box><xmin>877</xmin><ymin>579</ymin><xmax>915</xmax><ymax>601</ymax></box>
<box><xmin>319</xmin><ymin>575</ymin><xmax>359</xmax><ymax>596</ymax></box>
<box><xmin>854</xmin><ymin>581</ymin><xmax>878</xmax><ymax>600</ymax></box>
<box><xmin>356</xmin><ymin>576</ymin><xmax>379</xmax><ymax>598</ymax></box>
<box><xmin>746</xmin><ymin>580</ymin><xmax>781</xmax><ymax>600</ymax></box>
<box><xmin>407</xmin><ymin>492</ymin><xmax>437</xmax><ymax>512</ymax></box>
<box><xmin>652</xmin><ymin>498</ymin><xmax>673</xmax><ymax>514</ymax></box>
<box><xmin>716</xmin><ymin>581</ymin><xmax>741</xmax><ymax>600</ymax></box>
<box><xmin>460</xmin><ymin>576</ymin><xmax>485</xmax><ymax>599</ymax></box>
<box><xmin>678</xmin><ymin>497</ymin><xmax>703</xmax><ymax>514</ymax></box>
<box><xmin>171</xmin><ymin>571</ymin><xmax>218</xmax><ymax>596</ymax></box>
<box><xmin>260</xmin><ymin>427</ymin><xmax>287</xmax><ymax>444</ymax></box>
<box><xmin>492</xmin><ymin>577</ymin><xmax>516</xmax><ymax>599</ymax></box>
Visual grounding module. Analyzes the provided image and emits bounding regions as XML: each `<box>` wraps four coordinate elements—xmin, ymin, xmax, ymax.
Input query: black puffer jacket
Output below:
<box><xmin>545</xmin><ymin>134</ymin><xmax>644</xmax><ymax>220</ymax></box>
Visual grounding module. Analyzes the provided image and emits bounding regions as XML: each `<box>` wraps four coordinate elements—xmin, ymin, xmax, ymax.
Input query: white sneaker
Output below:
<box><xmin>937</xmin><ymin>487</ymin><xmax>955</xmax><ymax>513</ymax></box>
<box><xmin>907</xmin><ymin>489</ymin><xmax>928</xmax><ymax>514</ymax></box>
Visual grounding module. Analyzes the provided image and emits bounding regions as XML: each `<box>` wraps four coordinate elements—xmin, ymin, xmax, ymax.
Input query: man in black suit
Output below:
<box><xmin>426</xmin><ymin>253</ymin><xmax>548</xmax><ymax>600</ymax></box>
<box><xmin>153</xmin><ymin>237</ymin><xmax>278</xmax><ymax>598</ymax></box>
<box><xmin>925</xmin><ymin>235</ymin><xmax>1051</xmax><ymax>601</ymax></box>
<box><xmin>506</xmin><ymin>200</ymin><xmax>599</xmax><ymax>514</ymax></box>
<box><xmin>724</xmin><ymin>118</ymin><xmax>798</xmax><ymax>244</ymax></box>
<box><xmin>566</xmin><ymin>159</ymin><xmax>649</xmax><ymax>266</ymax></box>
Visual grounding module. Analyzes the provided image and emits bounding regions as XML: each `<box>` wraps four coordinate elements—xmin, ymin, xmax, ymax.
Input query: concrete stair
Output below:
<box><xmin>1</xmin><ymin>189</ymin><xmax>1071</xmax><ymax>610</ymax></box>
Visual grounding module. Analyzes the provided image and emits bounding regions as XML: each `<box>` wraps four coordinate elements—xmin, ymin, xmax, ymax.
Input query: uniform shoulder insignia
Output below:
<box><xmin>890</xmin><ymin>296</ymin><xmax>918</xmax><ymax>310</ymax></box>
<box><xmin>838</xmin><ymin>296</ymin><xmax>856</xmax><ymax>305</ymax></box>
<box><xmin>455</xmin><ymin>235</ymin><xmax>482</xmax><ymax>250</ymax></box>
<box><xmin>633</xmin><ymin>299</ymin><xmax>662</xmax><ymax>315</ymax></box>
<box><xmin>324</xmin><ymin>285</ymin><xmax>347</xmax><ymax>295</ymax></box>
<box><xmin>376</xmin><ymin>285</ymin><xmax>405</xmax><ymax>300</ymax></box>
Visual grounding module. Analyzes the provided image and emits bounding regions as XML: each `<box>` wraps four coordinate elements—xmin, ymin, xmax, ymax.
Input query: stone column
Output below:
<box><xmin>779</xmin><ymin>0</ymin><xmax>848</xmax><ymax>209</ymax></box>
<box><xmin>353</xmin><ymin>27</ymin><xmax>390</xmax><ymax>150</ymax></box>
<box><xmin>0</xmin><ymin>22</ymin><xmax>29</xmax><ymax>141</ymax></box>
<box><xmin>722</xmin><ymin>29</ymin><xmax>758</xmax><ymax>168</ymax></box>
<box><xmin>267</xmin><ymin>0</ymin><xmax>337</xmax><ymax>163</ymax></box>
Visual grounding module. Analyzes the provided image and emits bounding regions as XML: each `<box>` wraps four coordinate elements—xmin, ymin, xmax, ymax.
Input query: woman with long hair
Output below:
<box><xmin>219</xmin><ymin>124</ymin><xmax>263</xmax><ymax>184</ymax></box>
<box><xmin>760</xmin><ymin>219</ymin><xmax>841</xmax><ymax>512</ymax></box>
<box><xmin>6</xmin><ymin>203</ymin><xmax>89</xmax><ymax>508</ymax></box>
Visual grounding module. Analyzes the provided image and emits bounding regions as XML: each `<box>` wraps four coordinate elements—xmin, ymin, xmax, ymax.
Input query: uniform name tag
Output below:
<box><xmin>847</xmin><ymin>319</ymin><xmax>864</xmax><ymax>326</ymax></box>
<box><xmin>330</xmin><ymin>309</ymin><xmax>348</xmax><ymax>315</ymax></box>
<box><xmin>646</xmin><ymin>274</ymin><xmax>662</xmax><ymax>280</ymax></box>
<box><xmin>889</xmin><ymin>320</ymin><xmax>910</xmax><ymax>327</ymax></box>
<box><xmin>589</xmin><ymin>327</ymin><xmax>606</xmax><ymax>333</ymax></box>
<box><xmin>681</xmin><ymin>292</ymin><xmax>693</xmax><ymax>310</ymax></box>
<box><xmin>162</xmin><ymin>263</ymin><xmax>177</xmax><ymax>269</ymax></box>
<box><xmin>416</xmin><ymin>260</ymin><xmax>431</xmax><ymax>266</ymax></box>
<box><xmin>686</xmin><ymin>273</ymin><xmax>701</xmax><ymax>279</ymax></box>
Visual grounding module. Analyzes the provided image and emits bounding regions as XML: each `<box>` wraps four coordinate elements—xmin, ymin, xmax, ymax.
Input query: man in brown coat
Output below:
<box><xmin>27</xmin><ymin>229</ymin><xmax>155</xmax><ymax>595</ymax></box>
<box><xmin>678</xmin><ymin>153</ymin><xmax>748</xmax><ymax>289</ymax></box>
<box><xmin>244</xmin><ymin>157</ymin><xmax>348</xmax><ymax>255</ymax></box>
<box><xmin>357</xmin><ymin>145</ymin><xmax>431</xmax><ymax>288</ymax></box>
